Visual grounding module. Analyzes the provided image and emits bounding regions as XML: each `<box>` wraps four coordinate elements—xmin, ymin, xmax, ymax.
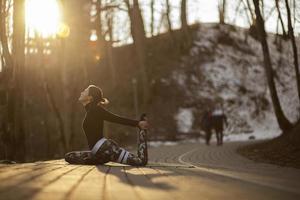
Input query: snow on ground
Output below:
<box><xmin>224</xmin><ymin>129</ymin><xmax>281</xmax><ymax>142</ymax></box>
<box><xmin>172</xmin><ymin>24</ymin><xmax>299</xmax><ymax>140</ymax></box>
<box><xmin>175</xmin><ymin>108</ymin><xmax>194</xmax><ymax>133</ymax></box>
<box><xmin>149</xmin><ymin>141</ymin><xmax>179</xmax><ymax>148</ymax></box>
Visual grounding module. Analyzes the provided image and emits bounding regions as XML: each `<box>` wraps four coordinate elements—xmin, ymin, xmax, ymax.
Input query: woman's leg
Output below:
<box><xmin>119</xmin><ymin>128</ymin><xmax>147</xmax><ymax>166</ymax></box>
<box><xmin>65</xmin><ymin>151</ymin><xmax>108</xmax><ymax>165</ymax></box>
<box><xmin>94</xmin><ymin>129</ymin><xmax>148</xmax><ymax>166</ymax></box>
<box><xmin>93</xmin><ymin>140</ymin><xmax>145</xmax><ymax>166</ymax></box>
<box><xmin>65</xmin><ymin>138</ymin><xmax>111</xmax><ymax>165</ymax></box>
<box><xmin>137</xmin><ymin>128</ymin><xmax>148</xmax><ymax>165</ymax></box>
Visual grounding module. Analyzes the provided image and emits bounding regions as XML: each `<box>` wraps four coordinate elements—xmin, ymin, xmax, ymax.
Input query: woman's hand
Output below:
<box><xmin>138</xmin><ymin>120</ymin><xmax>149</xmax><ymax>130</ymax></box>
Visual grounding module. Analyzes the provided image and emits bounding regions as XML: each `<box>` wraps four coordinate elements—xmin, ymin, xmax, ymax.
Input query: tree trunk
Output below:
<box><xmin>36</xmin><ymin>35</ymin><xmax>68</xmax><ymax>153</ymax></box>
<box><xmin>253</xmin><ymin>0</ymin><xmax>292</xmax><ymax>132</ymax></box>
<box><xmin>293</xmin><ymin>0</ymin><xmax>296</xmax><ymax>27</ymax></box>
<box><xmin>125</xmin><ymin>0</ymin><xmax>148</xmax><ymax>105</ymax></box>
<box><xmin>12</xmin><ymin>0</ymin><xmax>26</xmax><ymax>161</ymax></box>
<box><xmin>44</xmin><ymin>83</ymin><xmax>68</xmax><ymax>151</ymax></box>
<box><xmin>95</xmin><ymin>0</ymin><xmax>107</xmax><ymax>61</ymax></box>
<box><xmin>275</xmin><ymin>15</ymin><xmax>280</xmax><ymax>45</ymax></box>
<box><xmin>150</xmin><ymin>0</ymin><xmax>155</xmax><ymax>36</ymax></box>
<box><xmin>67</xmin><ymin>84</ymin><xmax>79</xmax><ymax>151</ymax></box>
<box><xmin>165</xmin><ymin>0</ymin><xmax>172</xmax><ymax>33</ymax></box>
<box><xmin>275</xmin><ymin>0</ymin><xmax>287</xmax><ymax>38</ymax></box>
<box><xmin>0</xmin><ymin>0</ymin><xmax>13</xmax><ymax>70</ymax></box>
<box><xmin>180</xmin><ymin>0</ymin><xmax>188</xmax><ymax>34</ymax></box>
<box><xmin>218</xmin><ymin>0</ymin><xmax>226</xmax><ymax>24</ymax></box>
<box><xmin>244</xmin><ymin>0</ymin><xmax>255</xmax><ymax>23</ymax></box>
<box><xmin>0</xmin><ymin>0</ymin><xmax>12</xmax><ymax>160</ymax></box>
<box><xmin>106</xmin><ymin>9</ymin><xmax>116</xmax><ymax>88</ymax></box>
<box><xmin>284</xmin><ymin>0</ymin><xmax>300</xmax><ymax>102</ymax></box>
<box><xmin>63</xmin><ymin>0</ymin><xmax>90</xmax><ymax>151</ymax></box>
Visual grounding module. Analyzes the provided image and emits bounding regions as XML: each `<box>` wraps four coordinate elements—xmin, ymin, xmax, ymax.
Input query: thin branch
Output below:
<box><xmin>265</xmin><ymin>6</ymin><xmax>276</xmax><ymax>21</ymax></box>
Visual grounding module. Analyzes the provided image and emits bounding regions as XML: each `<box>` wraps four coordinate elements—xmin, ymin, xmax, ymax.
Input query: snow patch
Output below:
<box><xmin>175</xmin><ymin>108</ymin><xmax>194</xmax><ymax>133</ymax></box>
<box><xmin>149</xmin><ymin>141</ymin><xmax>179</xmax><ymax>148</ymax></box>
<box><xmin>224</xmin><ymin>128</ymin><xmax>281</xmax><ymax>142</ymax></box>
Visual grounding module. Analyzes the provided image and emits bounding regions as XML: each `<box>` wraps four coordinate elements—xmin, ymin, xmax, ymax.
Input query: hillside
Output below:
<box><xmin>89</xmin><ymin>23</ymin><xmax>300</xmax><ymax>145</ymax></box>
<box><xmin>148</xmin><ymin>23</ymin><xmax>299</xmax><ymax>141</ymax></box>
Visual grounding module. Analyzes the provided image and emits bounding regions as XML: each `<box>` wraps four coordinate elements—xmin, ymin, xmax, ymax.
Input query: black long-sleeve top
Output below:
<box><xmin>83</xmin><ymin>102</ymin><xmax>139</xmax><ymax>149</ymax></box>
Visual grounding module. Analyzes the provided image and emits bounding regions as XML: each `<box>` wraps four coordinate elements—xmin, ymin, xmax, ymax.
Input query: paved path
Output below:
<box><xmin>0</xmin><ymin>141</ymin><xmax>300</xmax><ymax>200</ymax></box>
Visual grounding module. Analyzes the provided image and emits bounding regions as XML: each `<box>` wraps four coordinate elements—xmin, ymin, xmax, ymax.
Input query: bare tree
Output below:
<box><xmin>237</xmin><ymin>0</ymin><xmax>254</xmax><ymax>42</ymax></box>
<box><xmin>150</xmin><ymin>0</ymin><xmax>155</xmax><ymax>36</ymax></box>
<box><xmin>45</xmin><ymin>83</ymin><xmax>68</xmax><ymax>151</ymax></box>
<box><xmin>0</xmin><ymin>0</ymin><xmax>14</xmax><ymax>160</ymax></box>
<box><xmin>0</xmin><ymin>0</ymin><xmax>13</xmax><ymax>70</ymax></box>
<box><xmin>124</xmin><ymin>0</ymin><xmax>148</xmax><ymax>105</ymax></box>
<box><xmin>10</xmin><ymin>0</ymin><xmax>26</xmax><ymax>161</ymax></box>
<box><xmin>253</xmin><ymin>0</ymin><xmax>292</xmax><ymax>132</ymax></box>
<box><xmin>293</xmin><ymin>0</ymin><xmax>296</xmax><ymax>27</ymax></box>
<box><xmin>35</xmin><ymin>35</ymin><xmax>68</xmax><ymax>152</ymax></box>
<box><xmin>233</xmin><ymin>0</ymin><xmax>242</xmax><ymax>24</ymax></box>
<box><xmin>275</xmin><ymin>0</ymin><xmax>287</xmax><ymax>37</ymax></box>
<box><xmin>95</xmin><ymin>0</ymin><xmax>107</xmax><ymax>59</ymax></box>
<box><xmin>245</xmin><ymin>0</ymin><xmax>255</xmax><ymax>22</ymax></box>
<box><xmin>106</xmin><ymin>8</ymin><xmax>116</xmax><ymax>87</ymax></box>
<box><xmin>284</xmin><ymin>0</ymin><xmax>300</xmax><ymax>102</ymax></box>
<box><xmin>94</xmin><ymin>0</ymin><xmax>117</xmax><ymax>87</ymax></box>
<box><xmin>62</xmin><ymin>0</ymin><xmax>91</xmax><ymax>153</ymax></box>
<box><xmin>218</xmin><ymin>0</ymin><xmax>227</xmax><ymax>24</ymax></box>
<box><xmin>275</xmin><ymin>14</ymin><xmax>282</xmax><ymax>46</ymax></box>
<box><xmin>180</xmin><ymin>0</ymin><xmax>188</xmax><ymax>34</ymax></box>
<box><xmin>165</xmin><ymin>0</ymin><xmax>172</xmax><ymax>33</ymax></box>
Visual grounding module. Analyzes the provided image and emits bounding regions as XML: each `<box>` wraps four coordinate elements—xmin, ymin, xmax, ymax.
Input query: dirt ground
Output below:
<box><xmin>237</xmin><ymin>135</ymin><xmax>300</xmax><ymax>169</ymax></box>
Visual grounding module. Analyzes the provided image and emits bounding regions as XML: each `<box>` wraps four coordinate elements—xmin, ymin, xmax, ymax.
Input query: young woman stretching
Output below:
<box><xmin>65</xmin><ymin>85</ymin><xmax>148</xmax><ymax>166</ymax></box>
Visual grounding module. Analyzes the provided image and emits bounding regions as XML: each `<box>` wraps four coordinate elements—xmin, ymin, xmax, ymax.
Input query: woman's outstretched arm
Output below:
<box><xmin>99</xmin><ymin>106</ymin><xmax>139</xmax><ymax>127</ymax></box>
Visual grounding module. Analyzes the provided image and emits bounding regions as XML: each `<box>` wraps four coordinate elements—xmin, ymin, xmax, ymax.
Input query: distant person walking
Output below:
<box><xmin>211</xmin><ymin>106</ymin><xmax>228</xmax><ymax>146</ymax></box>
<box><xmin>201</xmin><ymin>109</ymin><xmax>213</xmax><ymax>145</ymax></box>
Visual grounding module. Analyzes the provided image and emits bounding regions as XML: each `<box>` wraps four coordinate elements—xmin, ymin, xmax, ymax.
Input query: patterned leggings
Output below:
<box><xmin>65</xmin><ymin>129</ymin><xmax>147</xmax><ymax>166</ymax></box>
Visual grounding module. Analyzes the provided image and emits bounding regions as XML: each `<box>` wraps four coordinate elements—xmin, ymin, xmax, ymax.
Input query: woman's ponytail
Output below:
<box><xmin>88</xmin><ymin>85</ymin><xmax>109</xmax><ymax>106</ymax></box>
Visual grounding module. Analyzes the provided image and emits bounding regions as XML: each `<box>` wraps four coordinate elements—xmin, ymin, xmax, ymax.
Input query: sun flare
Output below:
<box><xmin>25</xmin><ymin>0</ymin><xmax>61</xmax><ymax>38</ymax></box>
